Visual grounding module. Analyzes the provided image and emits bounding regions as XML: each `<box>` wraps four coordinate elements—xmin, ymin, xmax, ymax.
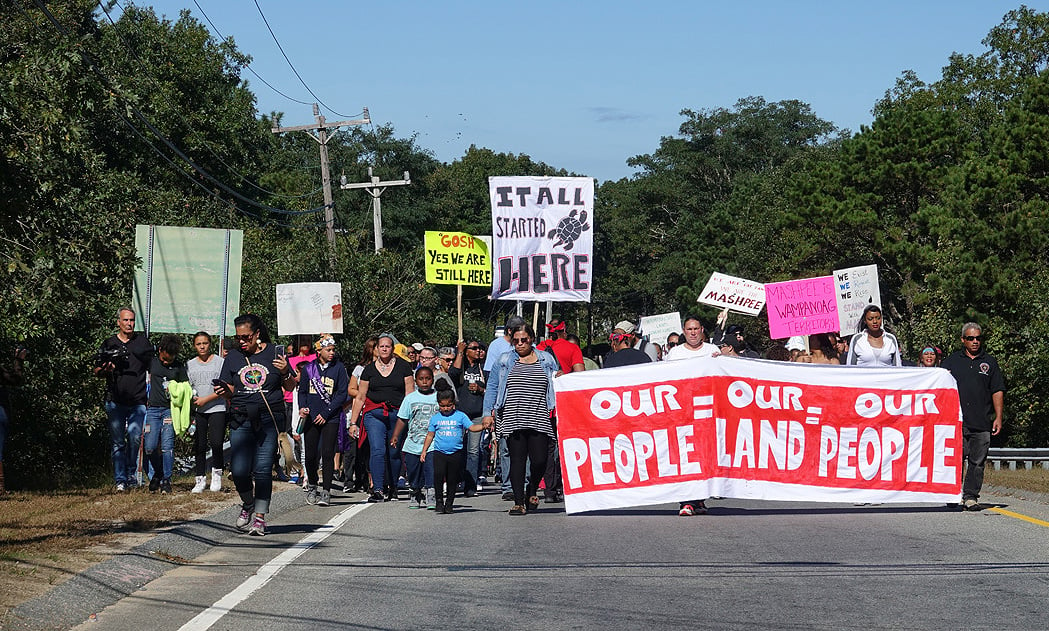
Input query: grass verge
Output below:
<box><xmin>0</xmin><ymin>475</ymin><xmax>233</xmax><ymax>622</ymax></box>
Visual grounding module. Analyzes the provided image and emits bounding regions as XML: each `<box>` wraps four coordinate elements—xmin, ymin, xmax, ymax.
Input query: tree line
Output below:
<box><xmin>2</xmin><ymin>2</ymin><xmax>1046</xmax><ymax>487</ymax></box>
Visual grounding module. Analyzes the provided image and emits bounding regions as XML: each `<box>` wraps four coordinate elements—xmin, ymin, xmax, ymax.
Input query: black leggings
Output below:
<box><xmin>508</xmin><ymin>429</ymin><xmax>549</xmax><ymax>505</ymax></box>
<box><xmin>303</xmin><ymin>417</ymin><xmax>339</xmax><ymax>490</ymax></box>
<box><xmin>432</xmin><ymin>449</ymin><xmax>463</xmax><ymax>508</ymax></box>
<box><xmin>193</xmin><ymin>410</ymin><xmax>227</xmax><ymax>475</ymax></box>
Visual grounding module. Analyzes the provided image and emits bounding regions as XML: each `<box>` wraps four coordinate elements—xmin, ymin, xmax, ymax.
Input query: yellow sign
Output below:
<box><xmin>424</xmin><ymin>231</ymin><xmax>491</xmax><ymax>286</ymax></box>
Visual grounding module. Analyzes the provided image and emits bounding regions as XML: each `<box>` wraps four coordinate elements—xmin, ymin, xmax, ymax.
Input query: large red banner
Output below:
<box><xmin>553</xmin><ymin>357</ymin><xmax>962</xmax><ymax>514</ymax></box>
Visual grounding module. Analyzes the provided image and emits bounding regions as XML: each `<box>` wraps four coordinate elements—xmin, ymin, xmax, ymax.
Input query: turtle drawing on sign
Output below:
<box><xmin>547</xmin><ymin>209</ymin><xmax>590</xmax><ymax>251</ymax></box>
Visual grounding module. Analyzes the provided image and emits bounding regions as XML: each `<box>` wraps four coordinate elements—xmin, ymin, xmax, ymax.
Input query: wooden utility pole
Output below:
<box><xmin>270</xmin><ymin>104</ymin><xmax>370</xmax><ymax>254</ymax></box>
<box><xmin>340</xmin><ymin>167</ymin><xmax>411</xmax><ymax>252</ymax></box>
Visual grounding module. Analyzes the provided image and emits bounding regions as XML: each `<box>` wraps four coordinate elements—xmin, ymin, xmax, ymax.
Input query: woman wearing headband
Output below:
<box><xmin>298</xmin><ymin>334</ymin><xmax>349</xmax><ymax>507</ymax></box>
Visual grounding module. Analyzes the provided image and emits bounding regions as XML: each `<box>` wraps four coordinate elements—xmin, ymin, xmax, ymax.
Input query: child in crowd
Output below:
<box><xmin>421</xmin><ymin>389</ymin><xmax>491</xmax><ymax>514</ymax></box>
<box><xmin>391</xmin><ymin>367</ymin><xmax>439</xmax><ymax>509</ymax></box>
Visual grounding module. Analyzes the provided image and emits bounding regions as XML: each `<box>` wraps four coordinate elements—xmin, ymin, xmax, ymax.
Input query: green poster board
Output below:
<box><xmin>132</xmin><ymin>225</ymin><xmax>243</xmax><ymax>335</ymax></box>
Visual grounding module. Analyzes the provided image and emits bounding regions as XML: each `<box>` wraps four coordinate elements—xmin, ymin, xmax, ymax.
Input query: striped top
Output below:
<box><xmin>497</xmin><ymin>359</ymin><xmax>554</xmax><ymax>438</ymax></box>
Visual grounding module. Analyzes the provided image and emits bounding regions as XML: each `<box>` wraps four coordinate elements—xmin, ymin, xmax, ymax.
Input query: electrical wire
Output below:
<box><xmin>102</xmin><ymin>0</ymin><xmax>325</xmax><ymax>202</ymax></box>
<box><xmin>189</xmin><ymin>0</ymin><xmax>313</xmax><ymax>107</ymax></box>
<box><xmin>252</xmin><ymin>0</ymin><xmax>356</xmax><ymax>119</ymax></box>
<box><xmin>26</xmin><ymin>0</ymin><xmax>332</xmax><ymax>223</ymax></box>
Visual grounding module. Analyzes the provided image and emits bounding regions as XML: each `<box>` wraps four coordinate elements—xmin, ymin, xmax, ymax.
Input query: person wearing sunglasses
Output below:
<box><xmin>213</xmin><ymin>314</ymin><xmax>296</xmax><ymax>536</ymax></box>
<box><xmin>941</xmin><ymin>322</ymin><xmax>1005</xmax><ymax>511</ymax></box>
<box><xmin>482</xmin><ymin>324</ymin><xmax>560</xmax><ymax>515</ymax></box>
<box><xmin>844</xmin><ymin>305</ymin><xmax>902</xmax><ymax>367</ymax></box>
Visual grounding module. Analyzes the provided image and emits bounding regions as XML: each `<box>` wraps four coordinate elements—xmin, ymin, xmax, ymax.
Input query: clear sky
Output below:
<box><xmin>127</xmin><ymin>1</ymin><xmax>1041</xmax><ymax>183</ymax></box>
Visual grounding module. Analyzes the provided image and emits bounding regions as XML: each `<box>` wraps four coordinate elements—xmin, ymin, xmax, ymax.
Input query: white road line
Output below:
<box><xmin>179</xmin><ymin>502</ymin><xmax>371</xmax><ymax>631</ymax></box>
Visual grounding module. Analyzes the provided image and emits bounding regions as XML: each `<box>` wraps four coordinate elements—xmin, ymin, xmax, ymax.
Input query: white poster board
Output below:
<box><xmin>276</xmin><ymin>282</ymin><xmax>344</xmax><ymax>335</ymax></box>
<box><xmin>488</xmin><ymin>176</ymin><xmax>595</xmax><ymax>302</ymax></box>
<box><xmin>639</xmin><ymin>312</ymin><xmax>682</xmax><ymax>347</ymax></box>
<box><xmin>698</xmin><ymin>272</ymin><xmax>766</xmax><ymax>316</ymax></box>
<box><xmin>833</xmin><ymin>265</ymin><xmax>881</xmax><ymax>333</ymax></box>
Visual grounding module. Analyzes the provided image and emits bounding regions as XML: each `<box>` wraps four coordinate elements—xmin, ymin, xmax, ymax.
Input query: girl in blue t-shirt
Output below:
<box><xmin>391</xmin><ymin>367</ymin><xmax>439</xmax><ymax>509</ymax></box>
<box><xmin>421</xmin><ymin>389</ymin><xmax>491</xmax><ymax>513</ymax></box>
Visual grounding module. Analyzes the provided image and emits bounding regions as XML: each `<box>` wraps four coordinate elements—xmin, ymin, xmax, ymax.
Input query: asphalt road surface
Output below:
<box><xmin>12</xmin><ymin>486</ymin><xmax>1049</xmax><ymax>630</ymax></box>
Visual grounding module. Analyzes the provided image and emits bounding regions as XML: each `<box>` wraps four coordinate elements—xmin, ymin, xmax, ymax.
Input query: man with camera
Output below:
<box><xmin>94</xmin><ymin>308</ymin><xmax>153</xmax><ymax>491</ymax></box>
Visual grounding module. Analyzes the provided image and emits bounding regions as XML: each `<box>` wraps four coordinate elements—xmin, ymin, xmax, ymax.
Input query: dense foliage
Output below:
<box><xmin>2</xmin><ymin>2</ymin><xmax>1047</xmax><ymax>488</ymax></box>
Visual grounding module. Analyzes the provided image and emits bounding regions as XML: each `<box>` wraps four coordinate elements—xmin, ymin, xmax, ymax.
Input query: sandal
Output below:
<box><xmin>508</xmin><ymin>504</ymin><xmax>527</xmax><ymax>515</ymax></box>
<box><xmin>527</xmin><ymin>496</ymin><xmax>540</xmax><ymax>512</ymax></box>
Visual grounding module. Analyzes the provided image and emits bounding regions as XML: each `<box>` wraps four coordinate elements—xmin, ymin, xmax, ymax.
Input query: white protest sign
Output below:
<box><xmin>276</xmin><ymin>282</ymin><xmax>343</xmax><ymax>335</ymax></box>
<box><xmin>833</xmin><ymin>265</ymin><xmax>881</xmax><ymax>333</ymax></box>
<box><xmin>488</xmin><ymin>176</ymin><xmax>595</xmax><ymax>302</ymax></box>
<box><xmin>639</xmin><ymin>312</ymin><xmax>682</xmax><ymax>347</ymax></box>
<box><xmin>698</xmin><ymin>272</ymin><xmax>766</xmax><ymax>316</ymax></box>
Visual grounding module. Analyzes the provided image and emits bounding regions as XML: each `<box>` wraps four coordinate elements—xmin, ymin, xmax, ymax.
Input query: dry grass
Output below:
<box><xmin>0</xmin><ymin>476</ymin><xmax>232</xmax><ymax>620</ymax></box>
<box><xmin>985</xmin><ymin>464</ymin><xmax>1049</xmax><ymax>494</ymax></box>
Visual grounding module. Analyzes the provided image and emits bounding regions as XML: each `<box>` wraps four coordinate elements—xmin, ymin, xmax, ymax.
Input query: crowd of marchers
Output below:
<box><xmin>67</xmin><ymin>303</ymin><xmax>1003</xmax><ymax>535</ymax></box>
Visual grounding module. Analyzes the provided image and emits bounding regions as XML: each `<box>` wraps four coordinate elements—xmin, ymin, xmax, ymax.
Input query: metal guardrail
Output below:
<box><xmin>988</xmin><ymin>447</ymin><xmax>1049</xmax><ymax>470</ymax></box>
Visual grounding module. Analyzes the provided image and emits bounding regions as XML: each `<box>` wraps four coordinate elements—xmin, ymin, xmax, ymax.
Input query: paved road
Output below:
<box><xmin>15</xmin><ymin>487</ymin><xmax>1049</xmax><ymax>630</ymax></box>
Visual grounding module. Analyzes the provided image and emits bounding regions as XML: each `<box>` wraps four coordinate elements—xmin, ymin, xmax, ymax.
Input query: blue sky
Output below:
<box><xmin>128</xmin><ymin>1</ymin><xmax>1039</xmax><ymax>183</ymax></box>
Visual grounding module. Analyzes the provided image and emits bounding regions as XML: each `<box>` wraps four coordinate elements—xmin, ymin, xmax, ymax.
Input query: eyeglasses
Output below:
<box><xmin>234</xmin><ymin>332</ymin><xmax>257</xmax><ymax>342</ymax></box>
<box><xmin>963</xmin><ymin>335</ymin><xmax>983</xmax><ymax>341</ymax></box>
<box><xmin>512</xmin><ymin>337</ymin><xmax>532</xmax><ymax>345</ymax></box>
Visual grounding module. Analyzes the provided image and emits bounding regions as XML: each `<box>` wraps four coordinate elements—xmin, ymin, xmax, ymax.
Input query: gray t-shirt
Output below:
<box><xmin>186</xmin><ymin>355</ymin><xmax>226</xmax><ymax>413</ymax></box>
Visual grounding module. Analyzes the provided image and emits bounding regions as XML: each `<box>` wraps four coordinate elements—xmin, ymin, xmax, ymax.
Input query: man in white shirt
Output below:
<box><xmin>664</xmin><ymin>316</ymin><xmax>720</xmax><ymax>361</ymax></box>
<box><xmin>663</xmin><ymin>315</ymin><xmax>718</xmax><ymax>517</ymax></box>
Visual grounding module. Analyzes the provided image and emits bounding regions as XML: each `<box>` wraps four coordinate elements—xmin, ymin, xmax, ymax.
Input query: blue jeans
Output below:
<box><xmin>144</xmin><ymin>406</ymin><xmax>175</xmax><ymax>482</ymax></box>
<box><xmin>229</xmin><ymin>417</ymin><xmax>278</xmax><ymax>515</ymax></box>
<box><xmin>462</xmin><ymin>422</ymin><xmax>483</xmax><ymax>490</ymax></box>
<box><xmin>403</xmin><ymin>451</ymin><xmax>434</xmax><ymax>490</ymax></box>
<box><xmin>363</xmin><ymin>407</ymin><xmax>401</xmax><ymax>493</ymax></box>
<box><xmin>105</xmin><ymin>402</ymin><xmax>146</xmax><ymax>485</ymax></box>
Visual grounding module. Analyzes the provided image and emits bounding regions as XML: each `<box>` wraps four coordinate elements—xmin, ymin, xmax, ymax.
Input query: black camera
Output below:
<box><xmin>95</xmin><ymin>345</ymin><xmax>130</xmax><ymax>367</ymax></box>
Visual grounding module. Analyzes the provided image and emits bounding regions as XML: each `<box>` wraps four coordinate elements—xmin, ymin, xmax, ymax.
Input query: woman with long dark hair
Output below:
<box><xmin>482</xmin><ymin>324</ymin><xmax>560</xmax><ymax>516</ymax></box>
<box><xmin>349</xmin><ymin>334</ymin><xmax>415</xmax><ymax>502</ymax></box>
<box><xmin>214</xmin><ymin>314</ymin><xmax>295</xmax><ymax>536</ymax></box>
<box><xmin>187</xmin><ymin>331</ymin><xmax>226</xmax><ymax>493</ymax></box>
<box><xmin>846</xmin><ymin>305</ymin><xmax>902</xmax><ymax>367</ymax></box>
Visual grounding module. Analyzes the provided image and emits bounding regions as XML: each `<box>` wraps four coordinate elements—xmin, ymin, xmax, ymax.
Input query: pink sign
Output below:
<box><xmin>764</xmin><ymin>276</ymin><xmax>838</xmax><ymax>339</ymax></box>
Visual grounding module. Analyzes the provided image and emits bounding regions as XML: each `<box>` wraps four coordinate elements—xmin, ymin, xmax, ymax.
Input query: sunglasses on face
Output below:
<box><xmin>467</xmin><ymin>346</ymin><xmax>481</xmax><ymax>351</ymax></box>
<box><xmin>963</xmin><ymin>335</ymin><xmax>983</xmax><ymax>341</ymax></box>
<box><xmin>234</xmin><ymin>332</ymin><xmax>256</xmax><ymax>342</ymax></box>
<box><xmin>512</xmin><ymin>337</ymin><xmax>531</xmax><ymax>345</ymax></box>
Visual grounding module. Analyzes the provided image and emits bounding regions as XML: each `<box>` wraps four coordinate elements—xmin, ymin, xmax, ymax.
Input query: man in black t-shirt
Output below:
<box><xmin>93</xmin><ymin>308</ymin><xmax>153</xmax><ymax>491</ymax></box>
<box><xmin>941</xmin><ymin>322</ymin><xmax>1005</xmax><ymax>510</ymax></box>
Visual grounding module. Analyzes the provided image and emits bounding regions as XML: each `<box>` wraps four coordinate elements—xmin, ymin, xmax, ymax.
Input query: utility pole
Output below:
<box><xmin>340</xmin><ymin>167</ymin><xmax>411</xmax><ymax>252</ymax></box>
<box><xmin>270</xmin><ymin>104</ymin><xmax>370</xmax><ymax>256</ymax></box>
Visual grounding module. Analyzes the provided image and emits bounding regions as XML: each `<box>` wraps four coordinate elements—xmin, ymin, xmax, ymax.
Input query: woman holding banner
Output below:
<box><xmin>846</xmin><ymin>305</ymin><xmax>902</xmax><ymax>367</ymax></box>
<box><xmin>482</xmin><ymin>324</ymin><xmax>560</xmax><ymax>516</ymax></box>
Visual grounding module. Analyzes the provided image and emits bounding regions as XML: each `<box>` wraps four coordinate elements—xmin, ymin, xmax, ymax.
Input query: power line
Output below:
<box><xmin>26</xmin><ymin>0</ymin><xmax>330</xmax><ymax>221</ymax></box>
<box><xmin>189</xmin><ymin>0</ymin><xmax>313</xmax><ymax>108</ymax></box>
<box><xmin>252</xmin><ymin>0</ymin><xmax>355</xmax><ymax>119</ymax></box>
<box><xmin>103</xmin><ymin>0</ymin><xmax>326</xmax><ymax>203</ymax></box>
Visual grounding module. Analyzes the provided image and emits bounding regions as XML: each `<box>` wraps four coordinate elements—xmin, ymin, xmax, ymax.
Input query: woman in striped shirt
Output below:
<box><xmin>482</xmin><ymin>324</ymin><xmax>561</xmax><ymax>515</ymax></box>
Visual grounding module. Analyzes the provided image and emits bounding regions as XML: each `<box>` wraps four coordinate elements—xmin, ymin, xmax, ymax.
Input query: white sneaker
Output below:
<box><xmin>210</xmin><ymin>469</ymin><xmax>224</xmax><ymax>492</ymax></box>
<box><xmin>191</xmin><ymin>476</ymin><xmax>207</xmax><ymax>493</ymax></box>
